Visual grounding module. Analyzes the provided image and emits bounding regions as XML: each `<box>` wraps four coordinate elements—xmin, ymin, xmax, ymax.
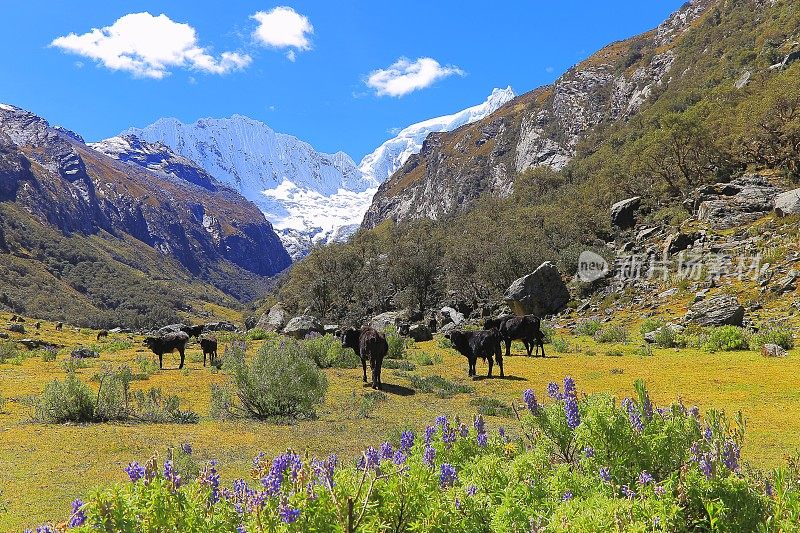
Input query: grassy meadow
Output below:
<box><xmin>1</xmin><ymin>311</ymin><xmax>800</xmax><ymax>529</ymax></box>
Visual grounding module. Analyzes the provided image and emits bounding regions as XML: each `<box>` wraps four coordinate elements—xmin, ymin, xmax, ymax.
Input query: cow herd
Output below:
<box><xmin>142</xmin><ymin>326</ymin><xmax>218</xmax><ymax>369</ymax></box>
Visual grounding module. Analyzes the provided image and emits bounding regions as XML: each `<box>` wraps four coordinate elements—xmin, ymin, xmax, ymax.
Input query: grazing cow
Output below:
<box><xmin>199</xmin><ymin>336</ymin><xmax>218</xmax><ymax>367</ymax></box>
<box><xmin>55</xmin><ymin>322</ymin><xmax>63</xmax><ymax>331</ymax></box>
<box><xmin>340</xmin><ymin>326</ymin><xmax>388</xmax><ymax>390</ymax></box>
<box><xmin>96</xmin><ymin>329</ymin><xmax>109</xmax><ymax>341</ymax></box>
<box><xmin>498</xmin><ymin>315</ymin><xmax>545</xmax><ymax>358</ymax></box>
<box><xmin>180</xmin><ymin>324</ymin><xmax>205</xmax><ymax>339</ymax></box>
<box><xmin>34</xmin><ymin>321</ymin><xmax>41</xmax><ymax>330</ymax></box>
<box><xmin>446</xmin><ymin>328</ymin><xmax>504</xmax><ymax>378</ymax></box>
<box><xmin>483</xmin><ymin>315</ymin><xmax>511</xmax><ymax>331</ymax></box>
<box><xmin>143</xmin><ymin>331</ymin><xmax>190</xmax><ymax>369</ymax></box>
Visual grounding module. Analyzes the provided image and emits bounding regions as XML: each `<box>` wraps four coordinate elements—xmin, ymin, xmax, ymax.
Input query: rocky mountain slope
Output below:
<box><xmin>361</xmin><ymin>0</ymin><xmax>714</xmax><ymax>228</ymax></box>
<box><xmin>0</xmin><ymin>104</ymin><xmax>291</xmax><ymax>327</ymax></box>
<box><xmin>115</xmin><ymin>88</ymin><xmax>515</xmax><ymax>259</ymax></box>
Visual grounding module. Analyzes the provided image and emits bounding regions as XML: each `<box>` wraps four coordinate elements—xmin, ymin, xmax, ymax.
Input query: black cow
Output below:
<box><xmin>180</xmin><ymin>324</ymin><xmax>205</xmax><ymax>338</ymax></box>
<box><xmin>96</xmin><ymin>329</ymin><xmax>109</xmax><ymax>341</ymax></box>
<box><xmin>55</xmin><ymin>322</ymin><xmax>63</xmax><ymax>331</ymax></box>
<box><xmin>498</xmin><ymin>315</ymin><xmax>545</xmax><ymax>358</ymax></box>
<box><xmin>340</xmin><ymin>326</ymin><xmax>388</xmax><ymax>390</ymax></box>
<box><xmin>199</xmin><ymin>336</ymin><xmax>218</xmax><ymax>367</ymax></box>
<box><xmin>143</xmin><ymin>331</ymin><xmax>190</xmax><ymax>369</ymax></box>
<box><xmin>446</xmin><ymin>328</ymin><xmax>504</xmax><ymax>378</ymax></box>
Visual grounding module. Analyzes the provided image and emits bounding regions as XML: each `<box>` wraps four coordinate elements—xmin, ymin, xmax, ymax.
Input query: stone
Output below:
<box><xmin>771</xmin><ymin>270</ymin><xmax>798</xmax><ymax>294</ymax></box>
<box><xmin>610</xmin><ymin>196</ymin><xmax>641</xmax><ymax>229</ymax></box>
<box><xmin>282</xmin><ymin>315</ymin><xmax>324</xmax><ymax>339</ymax></box>
<box><xmin>663</xmin><ymin>232</ymin><xmax>698</xmax><ymax>256</ymax></box>
<box><xmin>7</xmin><ymin>324</ymin><xmax>24</xmax><ymax>334</ymax></box>
<box><xmin>693</xmin><ymin>176</ymin><xmax>779</xmax><ymax>230</ymax></box>
<box><xmin>256</xmin><ymin>303</ymin><xmax>288</xmax><ymax>333</ymax></box>
<box><xmin>371</xmin><ymin>311</ymin><xmax>407</xmax><ymax>332</ymax></box>
<box><xmin>157</xmin><ymin>323</ymin><xmax>186</xmax><ymax>335</ymax></box>
<box><xmin>324</xmin><ymin>324</ymin><xmax>340</xmax><ymax>335</ymax></box>
<box><xmin>71</xmin><ymin>347</ymin><xmax>99</xmax><ymax>359</ymax></box>
<box><xmin>636</xmin><ymin>227</ymin><xmax>659</xmax><ymax>241</ymax></box>
<box><xmin>658</xmin><ymin>288</ymin><xmax>678</xmax><ymax>299</ymax></box>
<box><xmin>504</xmin><ymin>261</ymin><xmax>570</xmax><ymax>317</ymax></box>
<box><xmin>774</xmin><ymin>188</ymin><xmax>800</xmax><ymax>217</ymax></box>
<box><xmin>684</xmin><ymin>295</ymin><xmax>745</xmax><ymax>327</ymax></box>
<box><xmin>439</xmin><ymin>307</ymin><xmax>465</xmax><ymax>326</ymax></box>
<box><xmin>408</xmin><ymin>324</ymin><xmax>433</xmax><ymax>342</ymax></box>
<box><xmin>761</xmin><ymin>344</ymin><xmax>787</xmax><ymax>357</ymax></box>
<box><xmin>439</xmin><ymin>322</ymin><xmax>457</xmax><ymax>335</ymax></box>
<box><xmin>0</xmin><ymin>332</ymin><xmax>7</xmax><ymax>339</ymax></box>
<box><xmin>204</xmin><ymin>321</ymin><xmax>237</xmax><ymax>332</ymax></box>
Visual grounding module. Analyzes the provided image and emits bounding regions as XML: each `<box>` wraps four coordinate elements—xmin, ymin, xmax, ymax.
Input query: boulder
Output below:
<box><xmin>204</xmin><ymin>321</ymin><xmax>237</xmax><ymax>332</ymax></box>
<box><xmin>439</xmin><ymin>307</ymin><xmax>465</xmax><ymax>327</ymax></box>
<box><xmin>324</xmin><ymin>324</ymin><xmax>340</xmax><ymax>335</ymax></box>
<box><xmin>684</xmin><ymin>295</ymin><xmax>744</xmax><ymax>327</ymax></box>
<box><xmin>439</xmin><ymin>322</ymin><xmax>457</xmax><ymax>335</ymax></box>
<box><xmin>610</xmin><ymin>196</ymin><xmax>641</xmax><ymax>229</ymax></box>
<box><xmin>775</xmin><ymin>188</ymin><xmax>800</xmax><ymax>217</ymax></box>
<box><xmin>664</xmin><ymin>232</ymin><xmax>699</xmax><ymax>256</ymax></box>
<box><xmin>762</xmin><ymin>344</ymin><xmax>787</xmax><ymax>357</ymax></box>
<box><xmin>256</xmin><ymin>304</ymin><xmax>288</xmax><ymax>333</ymax></box>
<box><xmin>7</xmin><ymin>323</ymin><xmax>24</xmax><ymax>334</ymax></box>
<box><xmin>371</xmin><ymin>311</ymin><xmax>407</xmax><ymax>332</ymax></box>
<box><xmin>157</xmin><ymin>323</ymin><xmax>186</xmax><ymax>336</ymax></box>
<box><xmin>644</xmin><ymin>324</ymin><xmax>685</xmax><ymax>343</ymax></box>
<box><xmin>71</xmin><ymin>347</ymin><xmax>99</xmax><ymax>359</ymax></box>
<box><xmin>408</xmin><ymin>324</ymin><xmax>433</xmax><ymax>342</ymax></box>
<box><xmin>692</xmin><ymin>176</ymin><xmax>779</xmax><ymax>229</ymax></box>
<box><xmin>282</xmin><ymin>315</ymin><xmax>324</xmax><ymax>339</ymax></box>
<box><xmin>504</xmin><ymin>261</ymin><xmax>570</xmax><ymax>317</ymax></box>
<box><xmin>0</xmin><ymin>332</ymin><xmax>8</xmax><ymax>339</ymax></box>
<box><xmin>771</xmin><ymin>270</ymin><xmax>798</xmax><ymax>294</ymax></box>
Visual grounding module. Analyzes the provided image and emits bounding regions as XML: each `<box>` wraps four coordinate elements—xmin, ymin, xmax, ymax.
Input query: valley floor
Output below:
<box><xmin>1</xmin><ymin>315</ymin><xmax>799</xmax><ymax>529</ymax></box>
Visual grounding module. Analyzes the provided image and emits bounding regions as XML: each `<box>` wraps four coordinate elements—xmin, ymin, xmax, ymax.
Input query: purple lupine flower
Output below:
<box><xmin>68</xmin><ymin>498</ymin><xmax>86</xmax><ymax>527</ymax></box>
<box><xmin>689</xmin><ymin>442</ymin><xmax>701</xmax><ymax>463</ymax></box>
<box><xmin>36</xmin><ymin>527</ymin><xmax>54</xmax><ymax>533</ymax></box>
<box><xmin>252</xmin><ymin>452</ymin><xmax>266</xmax><ymax>468</ymax></box>
<box><xmin>380</xmin><ymin>441</ymin><xmax>394</xmax><ymax>460</ymax></box>
<box><xmin>466</xmin><ymin>484</ymin><xmax>478</xmax><ymax>496</ymax></box>
<box><xmin>699</xmin><ymin>455</ymin><xmax>714</xmax><ymax>479</ymax></box>
<box><xmin>400</xmin><ymin>430</ymin><xmax>414</xmax><ymax>451</ymax></box>
<box><xmin>563</xmin><ymin>376</ymin><xmax>576</xmax><ymax>397</ymax></box>
<box><xmin>125</xmin><ymin>461</ymin><xmax>145</xmax><ymax>482</ymax></box>
<box><xmin>547</xmin><ymin>382</ymin><xmax>562</xmax><ymax>400</ymax></box>
<box><xmin>723</xmin><ymin>440</ymin><xmax>740</xmax><ymax>472</ymax></box>
<box><xmin>766</xmin><ymin>480</ymin><xmax>774</xmax><ymax>497</ymax></box>
<box><xmin>599</xmin><ymin>467</ymin><xmax>611</xmax><ymax>482</ymax></box>
<box><xmin>703</xmin><ymin>427</ymin><xmax>713</xmax><ymax>442</ymax></box>
<box><xmin>200</xmin><ymin>460</ymin><xmax>221</xmax><ymax>504</ymax></box>
<box><xmin>439</xmin><ymin>463</ymin><xmax>458</xmax><ymax>488</ymax></box>
<box><xmin>653</xmin><ymin>517</ymin><xmax>661</xmax><ymax>528</ymax></box>
<box><xmin>584</xmin><ymin>447</ymin><xmax>595</xmax><ymax>458</ymax></box>
<box><xmin>562</xmin><ymin>491</ymin><xmax>573</xmax><ymax>501</ymax></box>
<box><xmin>459</xmin><ymin>424</ymin><xmax>469</xmax><ymax>438</ymax></box>
<box><xmin>621</xmin><ymin>485</ymin><xmax>636</xmax><ymax>499</ymax></box>
<box><xmin>424</xmin><ymin>425</ymin><xmax>436</xmax><ymax>444</ymax></box>
<box><xmin>163</xmin><ymin>460</ymin><xmax>182</xmax><ymax>488</ymax></box>
<box><xmin>423</xmin><ymin>445</ymin><xmax>436</xmax><ymax>467</ymax></box>
<box><xmin>638</xmin><ymin>471</ymin><xmax>654</xmax><ymax>485</ymax></box>
<box><xmin>261</xmin><ymin>472</ymin><xmax>283</xmax><ymax>496</ymax></box>
<box><xmin>181</xmin><ymin>442</ymin><xmax>193</xmax><ymax>455</ymax></box>
<box><xmin>236</xmin><ymin>526</ymin><xmax>247</xmax><ymax>533</ymax></box>
<box><xmin>364</xmin><ymin>446</ymin><xmax>380</xmax><ymax>470</ymax></box>
<box><xmin>476</xmin><ymin>432</ymin><xmax>488</xmax><ymax>447</ymax></box>
<box><xmin>436</xmin><ymin>415</ymin><xmax>448</xmax><ymax>428</ymax></box>
<box><xmin>442</xmin><ymin>428</ymin><xmax>457</xmax><ymax>448</ymax></box>
<box><xmin>474</xmin><ymin>415</ymin><xmax>486</xmax><ymax>434</ymax></box>
<box><xmin>641</xmin><ymin>390</ymin><xmax>653</xmax><ymax>421</ymax></box>
<box><xmin>523</xmin><ymin>389</ymin><xmax>539</xmax><ymax>413</ymax></box>
<box><xmin>564</xmin><ymin>395</ymin><xmax>580</xmax><ymax>429</ymax></box>
<box><xmin>690</xmin><ymin>406</ymin><xmax>700</xmax><ymax>419</ymax></box>
<box><xmin>279</xmin><ymin>502</ymin><xmax>301</xmax><ymax>524</ymax></box>
<box><xmin>654</xmin><ymin>485</ymin><xmax>666</xmax><ymax>497</ymax></box>
<box><xmin>392</xmin><ymin>450</ymin><xmax>407</xmax><ymax>465</ymax></box>
<box><xmin>498</xmin><ymin>426</ymin><xmax>506</xmax><ymax>440</ymax></box>
<box><xmin>454</xmin><ymin>497</ymin><xmax>461</xmax><ymax>510</ymax></box>
<box><xmin>624</xmin><ymin>399</ymin><xmax>644</xmax><ymax>432</ymax></box>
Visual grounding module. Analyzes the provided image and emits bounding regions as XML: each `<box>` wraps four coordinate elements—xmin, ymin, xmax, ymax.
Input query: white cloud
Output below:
<box><xmin>50</xmin><ymin>12</ymin><xmax>251</xmax><ymax>79</ymax></box>
<box><xmin>366</xmin><ymin>57</ymin><xmax>464</xmax><ymax>97</ymax></box>
<box><xmin>545</xmin><ymin>66</ymin><xmax>554</xmax><ymax>73</ymax></box>
<box><xmin>286</xmin><ymin>50</ymin><xmax>296</xmax><ymax>62</ymax></box>
<box><xmin>251</xmin><ymin>7</ymin><xmax>313</xmax><ymax>55</ymax></box>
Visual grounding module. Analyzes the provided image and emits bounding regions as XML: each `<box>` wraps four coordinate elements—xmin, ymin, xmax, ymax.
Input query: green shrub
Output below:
<box><xmin>303</xmin><ymin>334</ymin><xmax>359</xmax><ymax>369</ymax></box>
<box><xmin>34</xmin><ymin>372</ymin><xmax>96</xmax><ymax>423</ymax></box>
<box><xmin>551</xmin><ymin>336</ymin><xmax>570</xmax><ymax>353</ymax></box>
<box><xmin>751</xmin><ymin>325</ymin><xmax>795</xmax><ymax>350</ymax></box>
<box><xmin>245</xmin><ymin>328</ymin><xmax>271</xmax><ymax>341</ymax></box>
<box><xmin>134</xmin><ymin>354</ymin><xmax>160</xmax><ymax>380</ymax></box>
<box><xmin>209</xmin><ymin>384</ymin><xmax>234</xmax><ymax>420</ymax></box>
<box><xmin>595</xmin><ymin>326</ymin><xmax>628</xmax><ymax>343</ymax></box>
<box><xmin>39</xmin><ymin>348</ymin><xmax>57</xmax><ymax>362</ymax></box>
<box><xmin>470</xmin><ymin>397</ymin><xmax>513</xmax><ymax>418</ymax></box>
<box><xmin>605</xmin><ymin>348</ymin><xmax>624</xmax><ymax>357</ymax></box>
<box><xmin>703</xmin><ymin>326</ymin><xmax>750</xmax><ymax>352</ymax></box>
<box><xmin>345</xmin><ymin>390</ymin><xmax>388</xmax><ymax>419</ymax></box>
<box><xmin>574</xmin><ymin>319</ymin><xmax>602</xmax><ymax>337</ymax></box>
<box><xmin>640</xmin><ymin>318</ymin><xmax>665</xmax><ymax>336</ymax></box>
<box><xmin>0</xmin><ymin>341</ymin><xmax>19</xmax><ymax>363</ymax></box>
<box><xmin>414</xmin><ymin>351</ymin><xmax>442</xmax><ymax>366</ymax></box>
<box><xmin>221</xmin><ymin>339</ymin><xmax>327</xmax><ymax>420</ymax></box>
<box><xmin>408</xmin><ymin>374</ymin><xmax>474</xmax><ymax>398</ymax></box>
<box><xmin>540</xmin><ymin>324</ymin><xmax>555</xmax><ymax>344</ymax></box>
<box><xmin>654</xmin><ymin>327</ymin><xmax>679</xmax><ymax>348</ymax></box>
<box><xmin>386</xmin><ymin>330</ymin><xmax>406</xmax><ymax>360</ymax></box>
<box><xmin>436</xmin><ymin>336</ymin><xmax>453</xmax><ymax>350</ymax></box>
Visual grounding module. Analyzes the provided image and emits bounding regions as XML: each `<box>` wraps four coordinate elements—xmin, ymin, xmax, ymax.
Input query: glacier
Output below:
<box><xmin>116</xmin><ymin>87</ymin><xmax>515</xmax><ymax>260</ymax></box>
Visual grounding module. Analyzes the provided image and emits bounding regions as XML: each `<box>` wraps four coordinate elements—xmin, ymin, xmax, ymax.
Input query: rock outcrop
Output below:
<box><xmin>684</xmin><ymin>295</ymin><xmax>744</xmax><ymax>327</ymax></box>
<box><xmin>504</xmin><ymin>262</ymin><xmax>570</xmax><ymax>317</ymax></box>
<box><xmin>283</xmin><ymin>315</ymin><xmax>324</xmax><ymax>339</ymax></box>
<box><xmin>610</xmin><ymin>197</ymin><xmax>642</xmax><ymax>229</ymax></box>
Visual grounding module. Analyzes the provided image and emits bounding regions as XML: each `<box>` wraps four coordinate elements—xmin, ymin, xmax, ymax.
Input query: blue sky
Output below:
<box><xmin>2</xmin><ymin>1</ymin><xmax>684</xmax><ymax>160</ymax></box>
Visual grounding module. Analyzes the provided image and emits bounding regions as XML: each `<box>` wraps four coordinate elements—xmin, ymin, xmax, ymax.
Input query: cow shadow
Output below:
<box><xmin>369</xmin><ymin>383</ymin><xmax>416</xmax><ymax>396</ymax></box>
<box><xmin>472</xmin><ymin>375</ymin><xmax>528</xmax><ymax>382</ymax></box>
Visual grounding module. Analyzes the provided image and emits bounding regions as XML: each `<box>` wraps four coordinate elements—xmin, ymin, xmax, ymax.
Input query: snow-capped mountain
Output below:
<box><xmin>358</xmin><ymin>87</ymin><xmax>515</xmax><ymax>182</ymax></box>
<box><xmin>111</xmin><ymin>87</ymin><xmax>514</xmax><ymax>260</ymax></box>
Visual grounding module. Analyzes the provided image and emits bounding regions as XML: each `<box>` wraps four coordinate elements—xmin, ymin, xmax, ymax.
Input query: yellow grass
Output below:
<box><xmin>1</xmin><ymin>314</ymin><xmax>800</xmax><ymax>529</ymax></box>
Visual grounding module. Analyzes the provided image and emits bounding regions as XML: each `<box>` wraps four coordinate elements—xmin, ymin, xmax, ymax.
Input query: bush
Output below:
<box><xmin>0</xmin><ymin>341</ymin><xmax>18</xmax><ymax>363</ymax></box>
<box><xmin>246</xmin><ymin>328</ymin><xmax>272</xmax><ymax>341</ymax></box>
<box><xmin>751</xmin><ymin>325</ymin><xmax>795</xmax><ymax>350</ymax></box>
<box><xmin>653</xmin><ymin>327</ymin><xmax>679</xmax><ymax>348</ymax></box>
<box><xmin>345</xmin><ymin>390</ymin><xmax>388</xmax><ymax>419</ymax></box>
<box><xmin>551</xmin><ymin>336</ymin><xmax>570</xmax><ymax>353</ymax></box>
<box><xmin>386</xmin><ymin>329</ymin><xmax>406</xmax><ymax>360</ymax></box>
<box><xmin>34</xmin><ymin>372</ymin><xmax>96</xmax><ymax>423</ymax></box>
<box><xmin>303</xmin><ymin>335</ymin><xmax>359</xmax><ymax>369</ymax></box>
<box><xmin>409</xmin><ymin>374</ymin><xmax>474</xmax><ymax>398</ymax></box>
<box><xmin>39</xmin><ymin>347</ymin><xmax>57</xmax><ymax>362</ymax></box>
<box><xmin>470</xmin><ymin>397</ymin><xmax>513</xmax><ymax>418</ymax></box>
<box><xmin>594</xmin><ymin>326</ymin><xmax>628</xmax><ymax>343</ymax></box>
<box><xmin>640</xmin><ymin>318</ymin><xmax>665</xmax><ymax>336</ymax></box>
<box><xmin>702</xmin><ymin>326</ymin><xmax>750</xmax><ymax>352</ymax></box>
<box><xmin>574</xmin><ymin>319</ymin><xmax>602</xmax><ymax>337</ymax></box>
<box><xmin>220</xmin><ymin>339</ymin><xmax>327</xmax><ymax>420</ymax></box>
<box><xmin>414</xmin><ymin>351</ymin><xmax>442</xmax><ymax>366</ymax></box>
